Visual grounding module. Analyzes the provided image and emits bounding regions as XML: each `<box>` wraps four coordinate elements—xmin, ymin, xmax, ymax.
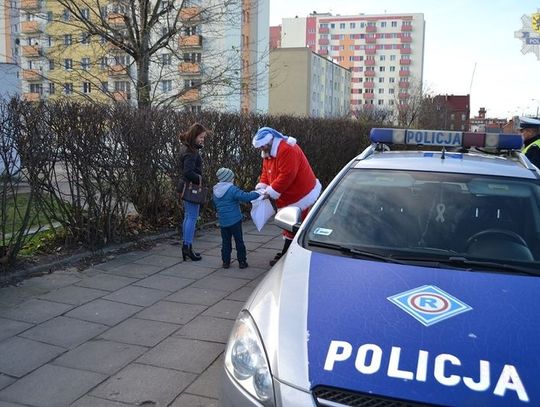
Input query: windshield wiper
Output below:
<box><xmin>307</xmin><ymin>240</ymin><xmax>406</xmax><ymax>264</ymax></box>
<box><xmin>395</xmin><ymin>255</ymin><xmax>540</xmax><ymax>276</ymax></box>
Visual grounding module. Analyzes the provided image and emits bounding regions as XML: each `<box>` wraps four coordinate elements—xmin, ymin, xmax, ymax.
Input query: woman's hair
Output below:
<box><xmin>180</xmin><ymin>122</ymin><xmax>208</xmax><ymax>150</ymax></box>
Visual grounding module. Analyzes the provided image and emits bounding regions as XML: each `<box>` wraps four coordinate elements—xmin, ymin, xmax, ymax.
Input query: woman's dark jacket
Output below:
<box><xmin>180</xmin><ymin>144</ymin><xmax>203</xmax><ymax>185</ymax></box>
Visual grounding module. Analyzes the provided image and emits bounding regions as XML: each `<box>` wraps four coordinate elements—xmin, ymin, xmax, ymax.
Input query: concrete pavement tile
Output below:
<box><xmin>165</xmin><ymin>287</ymin><xmax>228</xmax><ymax>306</ymax></box>
<box><xmin>136</xmin><ymin>301</ymin><xmax>205</xmax><ymax>325</ymax></box>
<box><xmin>0</xmin><ymin>364</ymin><xmax>105</xmax><ymax>407</ymax></box>
<box><xmin>246</xmin><ymin>275</ymin><xmax>265</xmax><ymax>288</ymax></box>
<box><xmin>242</xmin><ymin>233</ymin><xmax>275</xmax><ymax>243</ymax></box>
<box><xmin>0</xmin><ymin>374</ymin><xmax>15</xmax><ymax>391</ymax></box>
<box><xmin>38</xmin><ymin>285</ymin><xmax>108</xmax><ymax>305</ymax></box>
<box><xmin>189</xmin><ymin>240</ymin><xmax>221</xmax><ymax>250</ymax></box>
<box><xmin>53</xmin><ymin>339</ymin><xmax>147</xmax><ymax>375</ymax></box>
<box><xmin>99</xmin><ymin>318</ymin><xmax>179</xmax><ymax>347</ymax></box>
<box><xmin>75</xmin><ymin>274</ymin><xmax>137</xmax><ymax>291</ymax></box>
<box><xmin>93</xmin><ymin>257</ymin><xmax>138</xmax><ymax>272</ymax></box>
<box><xmin>245</xmin><ymin>248</ymin><xmax>280</xmax><ymax>269</ymax></box>
<box><xmin>184</xmin><ymin>356</ymin><xmax>224</xmax><ymax>399</ymax></box>
<box><xmin>0</xmin><ymin>299</ymin><xmax>73</xmax><ymax>324</ymax></box>
<box><xmin>184</xmin><ymin>254</ymin><xmax>222</xmax><ymax>269</ymax></box>
<box><xmin>262</xmin><ymin>237</ymin><xmax>286</xmax><ymax>250</ymax></box>
<box><xmin>211</xmin><ymin>267</ymin><xmax>266</xmax><ymax>280</ymax></box>
<box><xmin>226</xmin><ymin>286</ymin><xmax>256</xmax><ymax>302</ymax></box>
<box><xmin>192</xmin><ymin>275</ymin><xmax>247</xmax><ymax>292</ymax></box>
<box><xmin>22</xmin><ymin>272</ymin><xmax>82</xmax><ymax>292</ymax></box>
<box><xmin>158</xmin><ymin>263</ymin><xmax>215</xmax><ymax>280</ymax></box>
<box><xmin>90</xmin><ymin>363</ymin><xmax>196</xmax><ymax>406</ymax></box>
<box><xmin>71</xmin><ymin>395</ymin><xmax>136</xmax><ymax>406</ymax></box>
<box><xmin>65</xmin><ymin>299</ymin><xmax>141</xmax><ymax>326</ymax></box>
<box><xmin>170</xmin><ymin>393</ymin><xmax>218</xmax><ymax>407</ymax></box>
<box><xmin>0</xmin><ymin>286</ymin><xmax>44</xmax><ymax>307</ymax></box>
<box><xmin>137</xmin><ymin>337</ymin><xmax>222</xmax><ymax>374</ymax></box>
<box><xmin>150</xmin><ymin>245</ymin><xmax>183</xmax><ymax>259</ymax></box>
<box><xmin>20</xmin><ymin>316</ymin><xmax>108</xmax><ymax>348</ymax></box>
<box><xmin>117</xmin><ymin>250</ymin><xmax>153</xmax><ymax>261</ymax></box>
<box><xmin>0</xmin><ymin>318</ymin><xmax>33</xmax><ymax>341</ymax></box>
<box><xmin>0</xmin><ymin>337</ymin><xmax>64</xmax><ymax>377</ymax></box>
<box><xmin>201</xmin><ymin>247</ymin><xmax>222</xmax><ymax>257</ymax></box>
<box><xmin>174</xmin><ymin>316</ymin><xmax>234</xmax><ymax>343</ymax></box>
<box><xmin>133</xmin><ymin>254</ymin><xmax>181</xmax><ymax>268</ymax></box>
<box><xmin>103</xmin><ymin>285</ymin><xmax>169</xmax><ymax>307</ymax></box>
<box><xmin>202</xmin><ymin>300</ymin><xmax>243</xmax><ymax>320</ymax></box>
<box><xmin>133</xmin><ymin>275</ymin><xmax>194</xmax><ymax>292</ymax></box>
<box><xmin>102</xmin><ymin>263</ymin><xmax>163</xmax><ymax>279</ymax></box>
<box><xmin>0</xmin><ymin>400</ymin><xmax>26</xmax><ymax>407</ymax></box>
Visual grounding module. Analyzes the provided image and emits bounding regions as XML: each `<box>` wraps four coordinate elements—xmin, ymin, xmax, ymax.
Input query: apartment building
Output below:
<box><xmin>18</xmin><ymin>0</ymin><xmax>269</xmax><ymax>113</ymax></box>
<box><xmin>0</xmin><ymin>0</ymin><xmax>21</xmax><ymax>97</ymax></box>
<box><xmin>281</xmin><ymin>12</ymin><xmax>425</xmax><ymax>112</ymax></box>
<box><xmin>269</xmin><ymin>47</ymin><xmax>350</xmax><ymax>117</ymax></box>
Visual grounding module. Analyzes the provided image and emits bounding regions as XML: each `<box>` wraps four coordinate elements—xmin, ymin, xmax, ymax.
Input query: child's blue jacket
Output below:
<box><xmin>213</xmin><ymin>182</ymin><xmax>260</xmax><ymax>228</ymax></box>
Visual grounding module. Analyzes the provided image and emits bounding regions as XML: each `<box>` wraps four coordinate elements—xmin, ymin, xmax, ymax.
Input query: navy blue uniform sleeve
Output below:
<box><xmin>183</xmin><ymin>153</ymin><xmax>201</xmax><ymax>184</ymax></box>
<box><xmin>526</xmin><ymin>145</ymin><xmax>540</xmax><ymax>169</ymax></box>
<box><xmin>232</xmin><ymin>187</ymin><xmax>261</xmax><ymax>203</ymax></box>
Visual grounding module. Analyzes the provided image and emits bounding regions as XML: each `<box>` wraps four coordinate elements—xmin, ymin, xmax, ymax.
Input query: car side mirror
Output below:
<box><xmin>274</xmin><ymin>206</ymin><xmax>302</xmax><ymax>233</ymax></box>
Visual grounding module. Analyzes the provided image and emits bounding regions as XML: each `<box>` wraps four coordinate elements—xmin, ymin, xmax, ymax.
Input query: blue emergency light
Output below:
<box><xmin>370</xmin><ymin>128</ymin><xmax>523</xmax><ymax>150</ymax></box>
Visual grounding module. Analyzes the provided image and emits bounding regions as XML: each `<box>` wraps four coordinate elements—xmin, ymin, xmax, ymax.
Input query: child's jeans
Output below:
<box><xmin>220</xmin><ymin>221</ymin><xmax>247</xmax><ymax>264</ymax></box>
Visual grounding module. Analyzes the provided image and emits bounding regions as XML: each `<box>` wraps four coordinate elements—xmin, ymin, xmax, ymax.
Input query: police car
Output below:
<box><xmin>222</xmin><ymin>128</ymin><xmax>540</xmax><ymax>406</ymax></box>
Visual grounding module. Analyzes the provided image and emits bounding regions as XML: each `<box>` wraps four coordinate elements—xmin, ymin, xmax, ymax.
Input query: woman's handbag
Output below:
<box><xmin>181</xmin><ymin>175</ymin><xmax>209</xmax><ymax>204</ymax></box>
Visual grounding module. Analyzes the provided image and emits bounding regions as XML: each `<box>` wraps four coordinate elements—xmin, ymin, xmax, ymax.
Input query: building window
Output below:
<box><xmin>63</xmin><ymin>83</ymin><xmax>73</xmax><ymax>94</ymax></box>
<box><xmin>101</xmin><ymin>81</ymin><xmax>108</xmax><ymax>91</ymax></box>
<box><xmin>47</xmin><ymin>11</ymin><xmax>53</xmax><ymax>22</ymax></box>
<box><xmin>100</xmin><ymin>7</ymin><xmax>108</xmax><ymax>19</ymax></box>
<box><xmin>183</xmin><ymin>52</ymin><xmax>201</xmax><ymax>62</ymax></box>
<box><xmin>81</xmin><ymin>57</ymin><xmax>90</xmax><ymax>70</ymax></box>
<box><xmin>81</xmin><ymin>32</ymin><xmax>91</xmax><ymax>44</ymax></box>
<box><xmin>49</xmin><ymin>83</ymin><xmax>55</xmax><ymax>95</ymax></box>
<box><xmin>389</xmin><ymin>78</ymin><xmax>395</xmax><ymax>83</ymax></box>
<box><xmin>48</xmin><ymin>59</ymin><xmax>54</xmax><ymax>70</ymax></box>
<box><xmin>114</xmin><ymin>81</ymin><xmax>130</xmax><ymax>92</ymax></box>
<box><xmin>161</xmin><ymin>80</ymin><xmax>173</xmax><ymax>93</ymax></box>
<box><xmin>391</xmin><ymin>21</ymin><xmax>397</xmax><ymax>27</ymax></box>
<box><xmin>381</xmin><ymin>21</ymin><xmax>387</xmax><ymax>27</ymax></box>
<box><xmin>379</xmin><ymin>66</ymin><xmax>385</xmax><ymax>72</ymax></box>
<box><xmin>379</xmin><ymin>77</ymin><xmax>384</xmax><ymax>83</ymax></box>
<box><xmin>29</xmin><ymin>83</ymin><xmax>42</xmax><ymax>94</ymax></box>
<box><xmin>64</xmin><ymin>58</ymin><xmax>72</xmax><ymax>70</ymax></box>
<box><xmin>378</xmin><ymin>99</ymin><xmax>384</xmax><ymax>105</ymax></box>
<box><xmin>82</xmin><ymin>82</ymin><xmax>91</xmax><ymax>93</ymax></box>
<box><xmin>350</xmin><ymin>23</ymin><xmax>356</xmax><ymax>29</ymax></box>
<box><xmin>378</xmin><ymin>88</ymin><xmax>384</xmax><ymax>94</ymax></box>
<box><xmin>161</xmin><ymin>53</ymin><xmax>172</xmax><ymax>65</ymax></box>
<box><xmin>389</xmin><ymin>66</ymin><xmax>395</xmax><ymax>72</ymax></box>
<box><xmin>62</xmin><ymin>9</ymin><xmax>70</xmax><ymax>21</ymax></box>
<box><xmin>81</xmin><ymin>8</ymin><xmax>90</xmax><ymax>20</ymax></box>
<box><xmin>389</xmin><ymin>88</ymin><xmax>395</xmax><ymax>94</ymax></box>
<box><xmin>330</xmin><ymin>23</ymin><xmax>335</xmax><ymax>29</ymax></box>
<box><xmin>390</xmin><ymin>54</ymin><xmax>396</xmax><ymax>61</ymax></box>
<box><xmin>339</xmin><ymin>23</ymin><xmax>345</xmax><ymax>29</ymax></box>
<box><xmin>461</xmin><ymin>114</ymin><xmax>466</xmax><ymax>121</ymax></box>
<box><xmin>379</xmin><ymin>55</ymin><xmax>385</xmax><ymax>61</ymax></box>
<box><xmin>389</xmin><ymin>100</ymin><xmax>394</xmax><ymax>105</ymax></box>
<box><xmin>47</xmin><ymin>36</ymin><xmax>53</xmax><ymax>47</ymax></box>
<box><xmin>100</xmin><ymin>57</ymin><xmax>107</xmax><ymax>70</ymax></box>
<box><xmin>64</xmin><ymin>34</ymin><xmax>72</xmax><ymax>45</ymax></box>
<box><xmin>185</xmin><ymin>25</ymin><xmax>198</xmax><ymax>35</ymax></box>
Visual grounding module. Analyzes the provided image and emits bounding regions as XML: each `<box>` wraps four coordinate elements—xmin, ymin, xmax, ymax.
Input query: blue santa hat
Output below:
<box><xmin>252</xmin><ymin>127</ymin><xmax>286</xmax><ymax>148</ymax></box>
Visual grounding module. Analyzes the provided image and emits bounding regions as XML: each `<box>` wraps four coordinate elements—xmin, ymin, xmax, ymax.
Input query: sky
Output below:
<box><xmin>270</xmin><ymin>0</ymin><xmax>540</xmax><ymax>119</ymax></box>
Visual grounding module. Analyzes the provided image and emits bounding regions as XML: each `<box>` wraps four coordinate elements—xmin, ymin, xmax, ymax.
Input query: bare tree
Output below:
<box><xmin>14</xmin><ymin>0</ymin><xmax>269</xmax><ymax>109</ymax></box>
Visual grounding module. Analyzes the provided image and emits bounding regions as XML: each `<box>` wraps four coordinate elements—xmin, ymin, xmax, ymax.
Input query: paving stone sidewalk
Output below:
<box><xmin>0</xmin><ymin>222</ymin><xmax>283</xmax><ymax>407</ymax></box>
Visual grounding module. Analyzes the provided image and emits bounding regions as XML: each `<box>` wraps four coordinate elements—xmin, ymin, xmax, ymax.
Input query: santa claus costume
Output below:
<box><xmin>252</xmin><ymin>127</ymin><xmax>321</xmax><ymax>265</ymax></box>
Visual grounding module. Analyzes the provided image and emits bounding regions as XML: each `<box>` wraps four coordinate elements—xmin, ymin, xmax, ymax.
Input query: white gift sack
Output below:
<box><xmin>250</xmin><ymin>197</ymin><xmax>275</xmax><ymax>232</ymax></box>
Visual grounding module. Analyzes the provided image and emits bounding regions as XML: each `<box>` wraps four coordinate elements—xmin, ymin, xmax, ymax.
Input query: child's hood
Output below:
<box><xmin>213</xmin><ymin>182</ymin><xmax>234</xmax><ymax>198</ymax></box>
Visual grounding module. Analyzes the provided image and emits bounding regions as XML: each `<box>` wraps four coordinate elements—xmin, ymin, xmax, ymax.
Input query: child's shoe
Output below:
<box><xmin>239</xmin><ymin>261</ymin><xmax>248</xmax><ymax>269</ymax></box>
<box><xmin>222</xmin><ymin>262</ymin><xmax>230</xmax><ymax>269</ymax></box>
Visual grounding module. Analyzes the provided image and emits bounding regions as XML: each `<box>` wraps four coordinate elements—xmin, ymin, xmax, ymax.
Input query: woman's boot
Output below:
<box><xmin>182</xmin><ymin>244</ymin><xmax>202</xmax><ymax>261</ymax></box>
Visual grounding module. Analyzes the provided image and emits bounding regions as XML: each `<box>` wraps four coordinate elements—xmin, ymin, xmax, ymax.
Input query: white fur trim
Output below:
<box><xmin>286</xmin><ymin>136</ymin><xmax>297</xmax><ymax>146</ymax></box>
<box><xmin>288</xmin><ymin>179</ymin><xmax>322</xmax><ymax>211</ymax></box>
<box><xmin>270</xmin><ymin>137</ymin><xmax>282</xmax><ymax>157</ymax></box>
<box><xmin>266</xmin><ymin>186</ymin><xmax>281</xmax><ymax>200</ymax></box>
<box><xmin>253</xmin><ymin>133</ymin><xmax>273</xmax><ymax>148</ymax></box>
<box><xmin>255</xmin><ymin>183</ymin><xmax>268</xmax><ymax>190</ymax></box>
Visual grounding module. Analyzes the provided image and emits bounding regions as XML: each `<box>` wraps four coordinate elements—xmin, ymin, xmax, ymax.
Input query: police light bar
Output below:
<box><xmin>370</xmin><ymin>128</ymin><xmax>523</xmax><ymax>150</ymax></box>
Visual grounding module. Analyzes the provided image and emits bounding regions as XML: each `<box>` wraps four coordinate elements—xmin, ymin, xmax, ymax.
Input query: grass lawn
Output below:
<box><xmin>2</xmin><ymin>192</ymin><xmax>60</xmax><ymax>234</ymax></box>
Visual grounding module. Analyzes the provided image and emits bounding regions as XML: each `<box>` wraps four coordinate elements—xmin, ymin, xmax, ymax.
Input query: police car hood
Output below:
<box><xmin>305</xmin><ymin>251</ymin><xmax>539</xmax><ymax>406</ymax></box>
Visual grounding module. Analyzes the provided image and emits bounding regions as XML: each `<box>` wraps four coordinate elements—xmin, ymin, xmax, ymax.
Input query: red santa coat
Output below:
<box><xmin>257</xmin><ymin>138</ymin><xmax>319</xmax><ymax>210</ymax></box>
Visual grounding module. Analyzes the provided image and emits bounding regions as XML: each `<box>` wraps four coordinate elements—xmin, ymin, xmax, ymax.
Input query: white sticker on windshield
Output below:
<box><xmin>314</xmin><ymin>227</ymin><xmax>333</xmax><ymax>236</ymax></box>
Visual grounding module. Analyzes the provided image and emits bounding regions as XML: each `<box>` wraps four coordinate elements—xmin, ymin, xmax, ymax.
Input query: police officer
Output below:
<box><xmin>520</xmin><ymin>117</ymin><xmax>540</xmax><ymax>168</ymax></box>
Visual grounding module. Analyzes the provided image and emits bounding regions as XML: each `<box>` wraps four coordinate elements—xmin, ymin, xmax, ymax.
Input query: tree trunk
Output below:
<box><xmin>136</xmin><ymin>53</ymin><xmax>151</xmax><ymax>108</ymax></box>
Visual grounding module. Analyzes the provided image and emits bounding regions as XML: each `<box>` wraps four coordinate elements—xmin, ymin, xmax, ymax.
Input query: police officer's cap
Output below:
<box><xmin>519</xmin><ymin>117</ymin><xmax>540</xmax><ymax>130</ymax></box>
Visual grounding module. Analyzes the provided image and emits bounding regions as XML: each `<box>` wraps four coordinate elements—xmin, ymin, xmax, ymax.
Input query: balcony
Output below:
<box><xmin>402</xmin><ymin>24</ymin><xmax>413</xmax><ymax>32</ymax></box>
<box><xmin>21</xmin><ymin>21</ymin><xmax>41</xmax><ymax>34</ymax></box>
<box><xmin>366</xmin><ymin>25</ymin><xmax>377</xmax><ymax>33</ymax></box>
<box><xmin>400</xmin><ymin>36</ymin><xmax>412</xmax><ymax>43</ymax></box>
<box><xmin>364</xmin><ymin>82</ymin><xmax>374</xmax><ymax>89</ymax></box>
<box><xmin>179</xmin><ymin>62</ymin><xmax>200</xmax><ymax>74</ymax></box>
<box><xmin>22</xmin><ymin>69</ymin><xmax>41</xmax><ymax>81</ymax></box>
<box><xmin>318</xmin><ymin>49</ymin><xmax>328</xmax><ymax>55</ymax></box>
<box><xmin>399</xmin><ymin>58</ymin><xmax>411</xmax><ymax>65</ymax></box>
<box><xmin>399</xmin><ymin>81</ymin><xmax>410</xmax><ymax>89</ymax></box>
<box><xmin>363</xmin><ymin>93</ymin><xmax>375</xmax><ymax>99</ymax></box>
<box><xmin>179</xmin><ymin>35</ymin><xmax>203</xmax><ymax>48</ymax></box>
<box><xmin>21</xmin><ymin>45</ymin><xmax>41</xmax><ymax>58</ymax></box>
<box><xmin>365</xmin><ymin>48</ymin><xmax>376</xmax><ymax>55</ymax></box>
<box><xmin>107</xmin><ymin>13</ymin><xmax>125</xmax><ymax>27</ymax></box>
<box><xmin>365</xmin><ymin>70</ymin><xmax>375</xmax><ymax>77</ymax></box>
<box><xmin>399</xmin><ymin>70</ymin><xmax>410</xmax><ymax>77</ymax></box>
<box><xmin>319</xmin><ymin>27</ymin><xmax>329</xmax><ymax>34</ymax></box>
<box><xmin>179</xmin><ymin>6</ymin><xmax>201</xmax><ymax>22</ymax></box>
<box><xmin>318</xmin><ymin>38</ymin><xmax>329</xmax><ymax>45</ymax></box>
<box><xmin>364</xmin><ymin>59</ymin><xmax>375</xmax><ymax>66</ymax></box>
<box><xmin>181</xmin><ymin>88</ymin><xmax>200</xmax><ymax>102</ymax></box>
<box><xmin>23</xmin><ymin>92</ymin><xmax>41</xmax><ymax>102</ymax></box>
<box><xmin>400</xmin><ymin>47</ymin><xmax>412</xmax><ymax>54</ymax></box>
<box><xmin>112</xmin><ymin>91</ymin><xmax>130</xmax><ymax>102</ymax></box>
<box><xmin>398</xmin><ymin>92</ymin><xmax>410</xmax><ymax>99</ymax></box>
<box><xmin>21</xmin><ymin>0</ymin><xmax>40</xmax><ymax>10</ymax></box>
<box><xmin>108</xmin><ymin>64</ymin><xmax>129</xmax><ymax>76</ymax></box>
<box><xmin>366</xmin><ymin>37</ymin><xmax>376</xmax><ymax>44</ymax></box>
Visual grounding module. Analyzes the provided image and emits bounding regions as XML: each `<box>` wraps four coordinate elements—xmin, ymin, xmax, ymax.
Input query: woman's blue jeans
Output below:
<box><xmin>182</xmin><ymin>200</ymin><xmax>200</xmax><ymax>245</ymax></box>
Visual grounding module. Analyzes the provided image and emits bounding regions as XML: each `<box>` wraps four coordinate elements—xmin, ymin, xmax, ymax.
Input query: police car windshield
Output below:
<box><xmin>305</xmin><ymin>170</ymin><xmax>540</xmax><ymax>272</ymax></box>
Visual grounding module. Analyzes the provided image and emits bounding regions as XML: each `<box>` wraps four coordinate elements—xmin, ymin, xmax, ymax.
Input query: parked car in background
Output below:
<box><xmin>222</xmin><ymin>128</ymin><xmax>540</xmax><ymax>406</ymax></box>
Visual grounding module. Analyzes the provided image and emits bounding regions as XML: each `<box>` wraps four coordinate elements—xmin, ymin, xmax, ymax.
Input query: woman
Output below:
<box><xmin>179</xmin><ymin>122</ymin><xmax>208</xmax><ymax>261</ymax></box>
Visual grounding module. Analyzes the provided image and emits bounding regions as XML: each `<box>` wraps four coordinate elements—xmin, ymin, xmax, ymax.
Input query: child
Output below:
<box><xmin>213</xmin><ymin>167</ymin><xmax>261</xmax><ymax>269</ymax></box>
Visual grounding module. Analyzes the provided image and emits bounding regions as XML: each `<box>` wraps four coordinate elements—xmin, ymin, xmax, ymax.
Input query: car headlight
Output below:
<box><xmin>225</xmin><ymin>310</ymin><xmax>275</xmax><ymax>405</ymax></box>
